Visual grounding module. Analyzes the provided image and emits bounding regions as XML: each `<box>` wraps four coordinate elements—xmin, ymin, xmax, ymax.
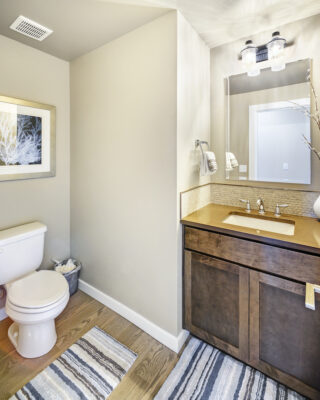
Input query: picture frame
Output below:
<box><xmin>0</xmin><ymin>94</ymin><xmax>56</xmax><ymax>182</ymax></box>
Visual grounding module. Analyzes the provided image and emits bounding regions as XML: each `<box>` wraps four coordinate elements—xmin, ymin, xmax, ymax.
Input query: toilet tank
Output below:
<box><xmin>0</xmin><ymin>222</ymin><xmax>47</xmax><ymax>285</ymax></box>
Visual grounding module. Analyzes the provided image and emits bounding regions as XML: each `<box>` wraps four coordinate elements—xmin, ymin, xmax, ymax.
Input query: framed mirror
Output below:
<box><xmin>225</xmin><ymin>59</ymin><xmax>311</xmax><ymax>185</ymax></box>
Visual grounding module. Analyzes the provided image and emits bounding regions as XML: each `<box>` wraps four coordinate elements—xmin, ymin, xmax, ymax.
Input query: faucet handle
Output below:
<box><xmin>275</xmin><ymin>203</ymin><xmax>288</xmax><ymax>217</ymax></box>
<box><xmin>257</xmin><ymin>198</ymin><xmax>265</xmax><ymax>214</ymax></box>
<box><xmin>239</xmin><ymin>199</ymin><xmax>251</xmax><ymax>213</ymax></box>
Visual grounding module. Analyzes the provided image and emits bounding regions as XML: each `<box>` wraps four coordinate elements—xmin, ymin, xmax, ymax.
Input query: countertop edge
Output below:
<box><xmin>181</xmin><ymin>219</ymin><xmax>320</xmax><ymax>256</ymax></box>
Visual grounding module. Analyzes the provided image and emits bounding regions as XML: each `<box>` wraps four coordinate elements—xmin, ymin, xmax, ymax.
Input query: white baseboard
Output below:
<box><xmin>0</xmin><ymin>307</ymin><xmax>7</xmax><ymax>321</ymax></box>
<box><xmin>78</xmin><ymin>279</ymin><xmax>189</xmax><ymax>353</ymax></box>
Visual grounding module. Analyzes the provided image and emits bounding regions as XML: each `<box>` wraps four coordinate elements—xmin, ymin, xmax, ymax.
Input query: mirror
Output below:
<box><xmin>226</xmin><ymin>59</ymin><xmax>311</xmax><ymax>184</ymax></box>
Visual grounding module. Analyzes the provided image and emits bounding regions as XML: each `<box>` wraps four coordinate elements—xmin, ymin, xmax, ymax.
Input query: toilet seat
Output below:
<box><xmin>7</xmin><ymin>290</ymin><xmax>69</xmax><ymax>314</ymax></box>
<box><xmin>7</xmin><ymin>270</ymin><xmax>69</xmax><ymax>310</ymax></box>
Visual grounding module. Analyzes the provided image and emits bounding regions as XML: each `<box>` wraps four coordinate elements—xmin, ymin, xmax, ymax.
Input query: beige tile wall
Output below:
<box><xmin>181</xmin><ymin>183</ymin><xmax>319</xmax><ymax>218</ymax></box>
<box><xmin>180</xmin><ymin>184</ymin><xmax>211</xmax><ymax>218</ymax></box>
<box><xmin>211</xmin><ymin>184</ymin><xmax>319</xmax><ymax>218</ymax></box>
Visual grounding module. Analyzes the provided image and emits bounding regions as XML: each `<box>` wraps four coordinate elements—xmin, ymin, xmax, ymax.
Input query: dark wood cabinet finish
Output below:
<box><xmin>185</xmin><ymin>226</ymin><xmax>320</xmax><ymax>285</ymax></box>
<box><xmin>250</xmin><ymin>271</ymin><xmax>320</xmax><ymax>399</ymax></box>
<box><xmin>183</xmin><ymin>225</ymin><xmax>320</xmax><ymax>400</ymax></box>
<box><xmin>184</xmin><ymin>250</ymin><xmax>249</xmax><ymax>361</ymax></box>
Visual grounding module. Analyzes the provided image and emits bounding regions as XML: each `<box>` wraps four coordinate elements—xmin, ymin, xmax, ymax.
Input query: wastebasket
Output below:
<box><xmin>53</xmin><ymin>259</ymin><xmax>81</xmax><ymax>296</ymax></box>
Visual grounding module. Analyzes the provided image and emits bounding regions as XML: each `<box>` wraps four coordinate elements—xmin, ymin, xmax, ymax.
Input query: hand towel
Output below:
<box><xmin>200</xmin><ymin>151</ymin><xmax>218</xmax><ymax>176</ymax></box>
<box><xmin>226</xmin><ymin>152</ymin><xmax>239</xmax><ymax>171</ymax></box>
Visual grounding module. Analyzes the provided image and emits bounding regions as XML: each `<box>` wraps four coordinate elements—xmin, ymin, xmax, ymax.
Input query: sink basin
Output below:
<box><xmin>223</xmin><ymin>212</ymin><xmax>295</xmax><ymax>236</ymax></box>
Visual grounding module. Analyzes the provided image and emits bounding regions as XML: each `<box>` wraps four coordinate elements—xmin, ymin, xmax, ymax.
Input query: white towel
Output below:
<box><xmin>200</xmin><ymin>151</ymin><xmax>218</xmax><ymax>176</ymax></box>
<box><xmin>226</xmin><ymin>152</ymin><xmax>239</xmax><ymax>171</ymax></box>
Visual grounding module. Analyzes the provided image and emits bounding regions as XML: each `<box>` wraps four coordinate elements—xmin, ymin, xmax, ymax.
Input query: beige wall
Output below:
<box><xmin>211</xmin><ymin>14</ymin><xmax>320</xmax><ymax>192</ymax></box>
<box><xmin>0</xmin><ymin>35</ymin><xmax>70</xmax><ymax>267</ymax></box>
<box><xmin>176</xmin><ymin>11</ymin><xmax>211</xmax><ymax>329</ymax></box>
<box><xmin>177</xmin><ymin>12</ymin><xmax>211</xmax><ymax>192</ymax></box>
<box><xmin>71</xmin><ymin>11</ymin><xmax>210</xmax><ymax>337</ymax></box>
<box><xmin>71</xmin><ymin>12</ymin><xmax>180</xmax><ymax>335</ymax></box>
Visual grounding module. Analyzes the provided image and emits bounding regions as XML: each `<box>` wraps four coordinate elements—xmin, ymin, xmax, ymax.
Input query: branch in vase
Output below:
<box><xmin>303</xmin><ymin>135</ymin><xmax>320</xmax><ymax>161</ymax></box>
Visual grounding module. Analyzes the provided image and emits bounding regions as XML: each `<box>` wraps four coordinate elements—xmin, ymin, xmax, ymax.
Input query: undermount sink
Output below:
<box><xmin>223</xmin><ymin>212</ymin><xmax>295</xmax><ymax>236</ymax></box>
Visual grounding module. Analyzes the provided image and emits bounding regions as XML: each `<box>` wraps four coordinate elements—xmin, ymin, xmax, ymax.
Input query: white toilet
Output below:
<box><xmin>0</xmin><ymin>222</ymin><xmax>69</xmax><ymax>358</ymax></box>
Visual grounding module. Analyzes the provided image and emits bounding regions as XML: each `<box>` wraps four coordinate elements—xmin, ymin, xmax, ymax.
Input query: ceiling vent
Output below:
<box><xmin>10</xmin><ymin>16</ymin><xmax>53</xmax><ymax>41</ymax></box>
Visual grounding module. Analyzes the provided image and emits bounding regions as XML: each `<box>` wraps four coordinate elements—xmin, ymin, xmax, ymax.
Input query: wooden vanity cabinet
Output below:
<box><xmin>250</xmin><ymin>271</ymin><xmax>320</xmax><ymax>399</ymax></box>
<box><xmin>183</xmin><ymin>226</ymin><xmax>320</xmax><ymax>400</ymax></box>
<box><xmin>184</xmin><ymin>250</ymin><xmax>249</xmax><ymax>361</ymax></box>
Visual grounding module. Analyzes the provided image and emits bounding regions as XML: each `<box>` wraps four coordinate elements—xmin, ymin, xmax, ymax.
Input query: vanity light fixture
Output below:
<box><xmin>240</xmin><ymin>40</ymin><xmax>260</xmax><ymax>77</ymax></box>
<box><xmin>239</xmin><ymin>31</ymin><xmax>288</xmax><ymax>76</ymax></box>
<box><xmin>267</xmin><ymin>31</ymin><xmax>286</xmax><ymax>72</ymax></box>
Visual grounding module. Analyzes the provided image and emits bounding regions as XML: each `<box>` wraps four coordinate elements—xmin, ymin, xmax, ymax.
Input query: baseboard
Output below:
<box><xmin>78</xmin><ymin>279</ymin><xmax>189</xmax><ymax>353</ymax></box>
<box><xmin>0</xmin><ymin>307</ymin><xmax>7</xmax><ymax>321</ymax></box>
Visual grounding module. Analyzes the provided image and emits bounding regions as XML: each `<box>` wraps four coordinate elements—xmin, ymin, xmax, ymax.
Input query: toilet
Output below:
<box><xmin>0</xmin><ymin>222</ymin><xmax>69</xmax><ymax>358</ymax></box>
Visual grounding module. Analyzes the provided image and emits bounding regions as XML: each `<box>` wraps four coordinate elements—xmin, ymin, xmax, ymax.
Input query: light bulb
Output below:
<box><xmin>267</xmin><ymin>31</ymin><xmax>286</xmax><ymax>72</ymax></box>
<box><xmin>241</xmin><ymin>40</ymin><xmax>260</xmax><ymax>77</ymax></box>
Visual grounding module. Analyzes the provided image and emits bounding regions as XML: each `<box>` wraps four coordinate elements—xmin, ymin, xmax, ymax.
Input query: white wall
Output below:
<box><xmin>71</xmin><ymin>12</ymin><xmax>179</xmax><ymax>336</ymax></box>
<box><xmin>255</xmin><ymin>107</ymin><xmax>310</xmax><ymax>183</ymax></box>
<box><xmin>0</xmin><ymin>35</ymin><xmax>70</xmax><ymax>267</ymax></box>
<box><xmin>228</xmin><ymin>82</ymin><xmax>309</xmax><ymax>180</ymax></box>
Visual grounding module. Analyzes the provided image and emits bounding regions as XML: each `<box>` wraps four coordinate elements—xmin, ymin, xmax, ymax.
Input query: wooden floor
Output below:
<box><xmin>0</xmin><ymin>291</ymin><xmax>183</xmax><ymax>400</ymax></box>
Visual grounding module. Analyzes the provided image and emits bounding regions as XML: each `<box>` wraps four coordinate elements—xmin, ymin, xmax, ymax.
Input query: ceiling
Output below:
<box><xmin>0</xmin><ymin>0</ymin><xmax>169</xmax><ymax>60</ymax></box>
<box><xmin>105</xmin><ymin>0</ymin><xmax>320</xmax><ymax>48</ymax></box>
<box><xmin>0</xmin><ymin>0</ymin><xmax>320</xmax><ymax>61</ymax></box>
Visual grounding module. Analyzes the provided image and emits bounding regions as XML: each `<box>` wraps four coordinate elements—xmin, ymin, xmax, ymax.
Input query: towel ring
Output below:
<box><xmin>195</xmin><ymin>140</ymin><xmax>209</xmax><ymax>158</ymax></box>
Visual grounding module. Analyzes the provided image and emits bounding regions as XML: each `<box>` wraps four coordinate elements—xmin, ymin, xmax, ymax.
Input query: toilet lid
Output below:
<box><xmin>8</xmin><ymin>270</ymin><xmax>69</xmax><ymax>309</ymax></box>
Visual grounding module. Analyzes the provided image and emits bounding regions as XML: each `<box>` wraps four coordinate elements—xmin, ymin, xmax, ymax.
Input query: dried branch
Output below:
<box><xmin>303</xmin><ymin>134</ymin><xmax>320</xmax><ymax>161</ymax></box>
<box><xmin>289</xmin><ymin>76</ymin><xmax>320</xmax><ymax>160</ymax></box>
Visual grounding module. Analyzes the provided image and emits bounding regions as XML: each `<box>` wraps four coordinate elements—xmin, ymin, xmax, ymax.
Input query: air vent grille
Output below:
<box><xmin>10</xmin><ymin>16</ymin><xmax>53</xmax><ymax>41</ymax></box>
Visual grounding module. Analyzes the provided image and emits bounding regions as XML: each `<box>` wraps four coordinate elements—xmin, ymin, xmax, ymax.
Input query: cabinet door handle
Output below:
<box><xmin>305</xmin><ymin>283</ymin><xmax>320</xmax><ymax>310</ymax></box>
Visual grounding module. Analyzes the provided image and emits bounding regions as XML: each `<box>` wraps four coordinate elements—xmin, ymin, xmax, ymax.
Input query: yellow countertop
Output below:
<box><xmin>181</xmin><ymin>203</ymin><xmax>320</xmax><ymax>254</ymax></box>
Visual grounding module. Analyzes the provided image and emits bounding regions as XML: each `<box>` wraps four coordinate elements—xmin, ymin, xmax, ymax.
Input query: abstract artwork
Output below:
<box><xmin>0</xmin><ymin>95</ymin><xmax>55</xmax><ymax>181</ymax></box>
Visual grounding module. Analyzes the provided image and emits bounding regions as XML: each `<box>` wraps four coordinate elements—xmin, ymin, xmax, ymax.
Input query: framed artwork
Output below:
<box><xmin>0</xmin><ymin>95</ymin><xmax>55</xmax><ymax>181</ymax></box>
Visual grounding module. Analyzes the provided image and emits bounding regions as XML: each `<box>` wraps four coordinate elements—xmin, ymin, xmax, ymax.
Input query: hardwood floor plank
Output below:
<box><xmin>0</xmin><ymin>291</ymin><xmax>182</xmax><ymax>400</ymax></box>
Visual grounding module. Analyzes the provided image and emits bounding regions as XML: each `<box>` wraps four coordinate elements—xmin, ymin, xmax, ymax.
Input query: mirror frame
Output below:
<box><xmin>216</xmin><ymin>58</ymin><xmax>319</xmax><ymax>192</ymax></box>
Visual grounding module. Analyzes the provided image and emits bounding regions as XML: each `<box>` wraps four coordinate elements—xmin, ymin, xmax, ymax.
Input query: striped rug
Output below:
<box><xmin>11</xmin><ymin>326</ymin><xmax>137</xmax><ymax>400</ymax></box>
<box><xmin>155</xmin><ymin>337</ymin><xmax>306</xmax><ymax>400</ymax></box>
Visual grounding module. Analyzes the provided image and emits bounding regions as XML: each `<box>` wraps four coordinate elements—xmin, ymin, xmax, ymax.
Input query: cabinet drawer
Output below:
<box><xmin>184</xmin><ymin>227</ymin><xmax>320</xmax><ymax>284</ymax></box>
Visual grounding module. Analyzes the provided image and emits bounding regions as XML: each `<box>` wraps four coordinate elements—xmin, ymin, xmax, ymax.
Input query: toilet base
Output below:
<box><xmin>8</xmin><ymin>320</ymin><xmax>57</xmax><ymax>358</ymax></box>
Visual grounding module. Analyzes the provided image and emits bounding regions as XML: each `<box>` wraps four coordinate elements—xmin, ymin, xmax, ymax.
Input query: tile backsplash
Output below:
<box><xmin>180</xmin><ymin>184</ymin><xmax>211</xmax><ymax>218</ymax></box>
<box><xmin>181</xmin><ymin>183</ymin><xmax>319</xmax><ymax>218</ymax></box>
<box><xmin>210</xmin><ymin>184</ymin><xmax>319</xmax><ymax>218</ymax></box>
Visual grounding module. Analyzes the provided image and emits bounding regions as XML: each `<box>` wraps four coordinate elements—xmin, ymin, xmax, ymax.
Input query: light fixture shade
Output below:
<box><xmin>241</xmin><ymin>40</ymin><xmax>260</xmax><ymax>77</ymax></box>
<box><xmin>267</xmin><ymin>31</ymin><xmax>286</xmax><ymax>72</ymax></box>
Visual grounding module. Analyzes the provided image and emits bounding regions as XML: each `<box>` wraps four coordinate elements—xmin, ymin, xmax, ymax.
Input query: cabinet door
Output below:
<box><xmin>184</xmin><ymin>250</ymin><xmax>249</xmax><ymax>361</ymax></box>
<box><xmin>250</xmin><ymin>270</ymin><xmax>320</xmax><ymax>400</ymax></box>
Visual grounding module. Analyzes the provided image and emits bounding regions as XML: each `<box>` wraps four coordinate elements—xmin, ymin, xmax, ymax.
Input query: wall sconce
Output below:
<box><xmin>240</xmin><ymin>31</ymin><xmax>288</xmax><ymax>77</ymax></box>
<box><xmin>267</xmin><ymin>31</ymin><xmax>286</xmax><ymax>71</ymax></box>
<box><xmin>240</xmin><ymin>40</ymin><xmax>260</xmax><ymax>77</ymax></box>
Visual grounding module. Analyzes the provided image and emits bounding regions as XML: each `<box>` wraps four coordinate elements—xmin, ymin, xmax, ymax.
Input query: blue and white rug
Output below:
<box><xmin>155</xmin><ymin>337</ymin><xmax>305</xmax><ymax>400</ymax></box>
<box><xmin>11</xmin><ymin>326</ymin><xmax>137</xmax><ymax>400</ymax></box>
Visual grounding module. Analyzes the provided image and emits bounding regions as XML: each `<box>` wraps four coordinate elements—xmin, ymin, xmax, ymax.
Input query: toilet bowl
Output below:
<box><xmin>0</xmin><ymin>222</ymin><xmax>70</xmax><ymax>358</ymax></box>
<box><xmin>5</xmin><ymin>270</ymin><xmax>69</xmax><ymax>358</ymax></box>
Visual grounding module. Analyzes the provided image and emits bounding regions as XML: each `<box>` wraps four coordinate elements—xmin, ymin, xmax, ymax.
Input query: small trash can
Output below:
<box><xmin>53</xmin><ymin>259</ymin><xmax>82</xmax><ymax>296</ymax></box>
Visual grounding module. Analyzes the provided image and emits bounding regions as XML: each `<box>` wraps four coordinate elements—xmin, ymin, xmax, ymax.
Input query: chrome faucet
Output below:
<box><xmin>257</xmin><ymin>198</ymin><xmax>265</xmax><ymax>214</ymax></box>
<box><xmin>239</xmin><ymin>199</ymin><xmax>251</xmax><ymax>213</ymax></box>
